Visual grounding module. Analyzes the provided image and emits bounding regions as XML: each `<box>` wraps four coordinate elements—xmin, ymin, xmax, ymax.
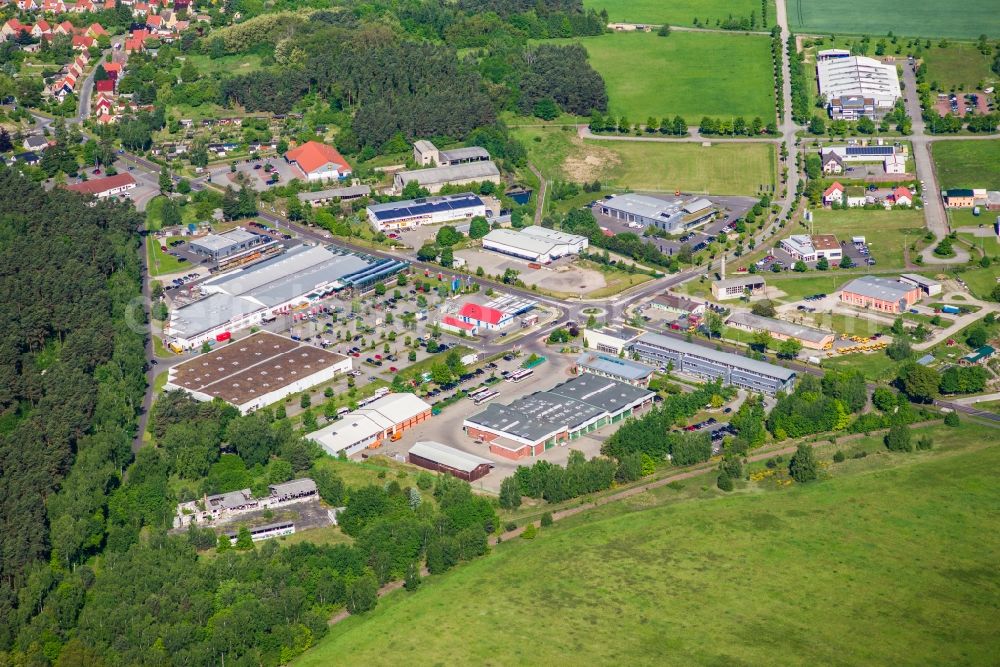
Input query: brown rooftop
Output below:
<box><xmin>168</xmin><ymin>331</ymin><xmax>348</xmax><ymax>406</ymax></box>
<box><xmin>811</xmin><ymin>234</ymin><xmax>840</xmax><ymax>250</ymax></box>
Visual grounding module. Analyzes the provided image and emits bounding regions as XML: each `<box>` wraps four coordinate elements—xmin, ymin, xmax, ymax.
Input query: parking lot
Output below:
<box><xmin>455</xmin><ymin>248</ymin><xmax>610</xmax><ymax>294</ymax></box>
<box><xmin>749</xmin><ymin>237</ymin><xmax>878</xmax><ymax>273</ymax></box>
<box><xmin>207</xmin><ymin>156</ymin><xmax>303</xmax><ymax>192</ymax></box>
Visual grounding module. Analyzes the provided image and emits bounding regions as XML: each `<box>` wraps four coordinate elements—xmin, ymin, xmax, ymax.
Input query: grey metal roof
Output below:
<box><xmin>395</xmin><ymin>161</ymin><xmax>499</xmax><ymax>187</ymax></box>
<box><xmin>269</xmin><ymin>478</ymin><xmax>317</xmax><ymax>496</ymax></box>
<box><xmin>483</xmin><ymin>228</ymin><xmax>559</xmax><ymax>256</ymax></box>
<box><xmin>297</xmin><ymin>185</ymin><xmax>371</xmax><ymax>202</ymax></box>
<box><xmin>600</xmin><ymin>193</ymin><xmax>684</xmax><ymax>220</ymax></box>
<box><xmin>635</xmin><ymin>332</ymin><xmax>796</xmax><ymax>380</ymax></box>
<box><xmin>817</xmin><ymin>56</ymin><xmax>900</xmax><ymax>106</ymax></box>
<box><xmin>439</xmin><ymin>146</ymin><xmax>490</xmax><ymax>162</ymax></box>
<box><xmin>683</xmin><ymin>198</ymin><xmax>713</xmax><ymax>214</ymax></box>
<box><xmin>409</xmin><ymin>441</ymin><xmax>493</xmax><ymax>472</ymax></box>
<box><xmin>190</xmin><ymin>228</ymin><xmax>257</xmax><ymax>253</ymax></box>
<box><xmin>575</xmin><ymin>352</ymin><xmax>654</xmax><ymax>381</ymax></box>
<box><xmin>842</xmin><ymin>276</ymin><xmax>913</xmax><ymax>302</ymax></box>
<box><xmin>726</xmin><ymin>312</ymin><xmax>833</xmax><ymax>345</ymax></box>
<box><xmin>413</xmin><ymin>140</ymin><xmax>436</xmax><ymax>154</ymax></box>
<box><xmin>546</xmin><ymin>374</ymin><xmax>654</xmax><ymax>413</ymax></box>
<box><xmin>169</xmin><ymin>292</ymin><xmax>263</xmax><ymax>338</ymax></box>
<box><xmin>898</xmin><ymin>273</ymin><xmax>941</xmax><ymax>288</ymax></box>
<box><xmin>519</xmin><ymin>225</ymin><xmax>587</xmax><ymax>245</ymax></box>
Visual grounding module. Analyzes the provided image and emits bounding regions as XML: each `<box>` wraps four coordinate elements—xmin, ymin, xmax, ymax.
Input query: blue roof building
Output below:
<box><xmin>575</xmin><ymin>351</ymin><xmax>654</xmax><ymax>387</ymax></box>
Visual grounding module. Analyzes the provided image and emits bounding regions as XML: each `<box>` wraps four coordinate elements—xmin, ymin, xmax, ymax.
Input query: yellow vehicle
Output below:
<box><xmin>390</xmin><ymin>432</ymin><xmax>403</xmax><ymax>442</ymax></box>
<box><xmin>168</xmin><ymin>342</ymin><xmax>183</xmax><ymax>354</ymax></box>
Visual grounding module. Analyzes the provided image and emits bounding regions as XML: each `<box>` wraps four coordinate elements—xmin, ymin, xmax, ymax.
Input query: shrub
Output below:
<box><xmin>851</xmin><ymin>450</ymin><xmax>868</xmax><ymax>459</ymax></box>
<box><xmin>943</xmin><ymin>411</ymin><xmax>960</xmax><ymax>427</ymax></box>
<box><xmin>716</xmin><ymin>473</ymin><xmax>734</xmax><ymax>491</ymax></box>
<box><xmin>884</xmin><ymin>422</ymin><xmax>912</xmax><ymax>452</ymax></box>
<box><xmin>505</xmin><ymin>521</ymin><xmax>517</xmax><ymax>532</ymax></box>
<box><xmin>540</xmin><ymin>512</ymin><xmax>553</xmax><ymax>527</ymax></box>
<box><xmin>788</xmin><ymin>444</ymin><xmax>818</xmax><ymax>483</ymax></box>
<box><xmin>521</xmin><ymin>523</ymin><xmax>537</xmax><ymax>539</ymax></box>
<box><xmin>916</xmin><ymin>435</ymin><xmax>933</xmax><ymax>451</ymax></box>
<box><xmin>832</xmin><ymin>450</ymin><xmax>845</xmax><ymax>463</ymax></box>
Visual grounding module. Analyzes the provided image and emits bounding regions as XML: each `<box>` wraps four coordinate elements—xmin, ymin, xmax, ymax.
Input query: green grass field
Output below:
<box><xmin>923</xmin><ymin>43</ymin><xmax>999</xmax><ymax>91</ymax></box>
<box><xmin>808</xmin><ymin>208</ymin><xmax>925</xmax><ymax>268</ymax></box>
<box><xmin>952</xmin><ymin>266</ymin><xmax>1000</xmax><ymax>300</ymax></box>
<box><xmin>298</xmin><ymin>422</ymin><xmax>1000</xmax><ymax>665</ymax></box>
<box><xmin>822</xmin><ymin>350</ymin><xmax>900</xmax><ymax>381</ymax></box>
<box><xmin>933</xmin><ymin>140</ymin><xmax>1000</xmax><ymax>190</ymax></box>
<box><xmin>562</xmin><ymin>32</ymin><xmax>776</xmax><ymax>123</ymax></box>
<box><xmin>763</xmin><ymin>273</ymin><xmax>853</xmax><ymax>302</ymax></box>
<box><xmin>146</xmin><ymin>236</ymin><xmax>188</xmax><ymax>277</ymax></box>
<box><xmin>184</xmin><ymin>53</ymin><xmax>263</xmax><ymax>77</ymax></box>
<box><xmin>582</xmin><ymin>0</ymin><xmax>773</xmax><ymax>28</ymax></box>
<box><xmin>789</xmin><ymin>0</ymin><xmax>999</xmax><ymax>38</ymax></box>
<box><xmin>514</xmin><ymin>126</ymin><xmax>776</xmax><ymax>195</ymax></box>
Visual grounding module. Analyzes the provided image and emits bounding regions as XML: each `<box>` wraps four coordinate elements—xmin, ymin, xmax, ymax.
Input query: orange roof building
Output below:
<box><xmin>284</xmin><ymin>141</ymin><xmax>352</xmax><ymax>182</ymax></box>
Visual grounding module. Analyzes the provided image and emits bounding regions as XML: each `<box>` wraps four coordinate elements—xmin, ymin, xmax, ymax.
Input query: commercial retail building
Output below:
<box><xmin>482</xmin><ymin>225</ymin><xmax>588</xmax><ymax>263</ymax></box>
<box><xmin>164</xmin><ymin>332</ymin><xmax>352</xmax><ymax>413</ymax></box>
<box><xmin>463</xmin><ymin>374</ymin><xmax>655</xmax><ymax>459</ymax></box>
<box><xmin>188</xmin><ymin>228</ymin><xmax>274</xmax><ymax>264</ymax></box>
<box><xmin>595</xmin><ymin>193</ymin><xmax>715</xmax><ymax>233</ymax></box>
<box><xmin>630</xmin><ymin>332</ymin><xmax>796</xmax><ymax>394</ymax></box>
<box><xmin>366</xmin><ymin>193</ymin><xmax>486</xmax><ymax>232</ymax></box>
<box><xmin>817</xmin><ymin>56</ymin><xmax>900</xmax><ymax>119</ymax></box>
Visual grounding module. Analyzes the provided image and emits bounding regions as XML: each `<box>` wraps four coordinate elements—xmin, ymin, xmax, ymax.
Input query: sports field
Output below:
<box><xmin>932</xmin><ymin>140</ymin><xmax>1000</xmax><ymax>190</ymax></box>
<box><xmin>789</xmin><ymin>0</ymin><xmax>999</xmax><ymax>38</ymax></box>
<box><xmin>923</xmin><ymin>43</ymin><xmax>999</xmax><ymax>92</ymax></box>
<box><xmin>566</xmin><ymin>32</ymin><xmax>776</xmax><ymax>123</ymax></box>
<box><xmin>298</xmin><ymin>422</ymin><xmax>1000</xmax><ymax>666</ymax></box>
<box><xmin>582</xmin><ymin>0</ymin><xmax>772</xmax><ymax>28</ymax></box>
<box><xmin>513</xmin><ymin>126</ymin><xmax>776</xmax><ymax>196</ymax></box>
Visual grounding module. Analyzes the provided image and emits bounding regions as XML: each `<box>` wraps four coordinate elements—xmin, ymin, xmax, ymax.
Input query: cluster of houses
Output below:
<box><xmin>1</xmin><ymin>17</ymin><xmax>106</xmax><ymax>48</ymax></box>
<box><xmin>1</xmin><ymin>0</ymin><xmax>195</xmax><ymax>17</ymax></box>
<box><xmin>823</xmin><ymin>182</ymin><xmax>913</xmax><ymax>209</ymax></box>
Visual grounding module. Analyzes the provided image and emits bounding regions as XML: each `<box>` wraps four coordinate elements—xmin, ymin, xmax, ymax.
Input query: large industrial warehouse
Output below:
<box><xmin>631</xmin><ymin>332</ymin><xmax>796</xmax><ymax>394</ymax></box>
<box><xmin>596</xmin><ymin>193</ymin><xmax>716</xmax><ymax>233</ymax></box>
<box><xmin>163</xmin><ymin>332</ymin><xmax>353</xmax><ymax>414</ymax></box>
<box><xmin>166</xmin><ymin>244</ymin><xmax>408</xmax><ymax>349</ymax></box>
<box><xmin>366</xmin><ymin>193</ymin><xmax>487</xmax><ymax>232</ymax></box>
<box><xmin>463</xmin><ymin>374</ymin><xmax>655</xmax><ymax>460</ymax></box>
<box><xmin>392</xmin><ymin>161</ymin><xmax>501</xmax><ymax>194</ymax></box>
<box><xmin>816</xmin><ymin>56</ymin><xmax>900</xmax><ymax>120</ymax></box>
<box><xmin>482</xmin><ymin>225</ymin><xmax>589</xmax><ymax>263</ymax></box>
<box><xmin>311</xmin><ymin>393</ymin><xmax>433</xmax><ymax>457</ymax></box>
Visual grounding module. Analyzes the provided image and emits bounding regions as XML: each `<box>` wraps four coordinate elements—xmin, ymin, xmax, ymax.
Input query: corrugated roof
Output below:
<box><xmin>395</xmin><ymin>161</ymin><xmax>499</xmax><ymax>187</ymax></box>
<box><xmin>575</xmin><ymin>352</ymin><xmax>654</xmax><ymax>380</ymax></box>
<box><xmin>842</xmin><ymin>276</ymin><xmax>913</xmax><ymax>302</ymax></box>
<box><xmin>439</xmin><ymin>146</ymin><xmax>490</xmax><ymax>162</ymax></box>
<box><xmin>269</xmin><ymin>478</ymin><xmax>317</xmax><ymax>496</ymax></box>
<box><xmin>298</xmin><ymin>185</ymin><xmax>371</xmax><ymax>202</ymax></box>
<box><xmin>409</xmin><ymin>441</ymin><xmax>493</xmax><ymax>472</ymax></box>
<box><xmin>726</xmin><ymin>312</ymin><xmax>833</xmax><ymax>344</ymax></box>
<box><xmin>367</xmin><ymin>193</ymin><xmax>483</xmax><ymax>222</ymax></box>
<box><xmin>635</xmin><ymin>332</ymin><xmax>796</xmax><ymax>380</ymax></box>
<box><xmin>190</xmin><ymin>228</ymin><xmax>258</xmax><ymax>252</ymax></box>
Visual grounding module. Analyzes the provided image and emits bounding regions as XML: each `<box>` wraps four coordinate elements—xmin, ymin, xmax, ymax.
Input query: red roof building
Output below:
<box><xmin>441</xmin><ymin>315</ymin><xmax>477</xmax><ymax>334</ymax></box>
<box><xmin>457</xmin><ymin>302</ymin><xmax>508</xmax><ymax>329</ymax></box>
<box><xmin>284</xmin><ymin>141</ymin><xmax>352</xmax><ymax>182</ymax></box>
<box><xmin>95</xmin><ymin>78</ymin><xmax>115</xmax><ymax>93</ymax></box>
<box><xmin>65</xmin><ymin>173</ymin><xmax>136</xmax><ymax>197</ymax></box>
<box><xmin>823</xmin><ymin>181</ymin><xmax>844</xmax><ymax>205</ymax></box>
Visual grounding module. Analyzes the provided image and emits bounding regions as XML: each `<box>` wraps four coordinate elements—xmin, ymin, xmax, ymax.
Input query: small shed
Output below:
<box><xmin>408</xmin><ymin>441</ymin><xmax>494</xmax><ymax>482</ymax></box>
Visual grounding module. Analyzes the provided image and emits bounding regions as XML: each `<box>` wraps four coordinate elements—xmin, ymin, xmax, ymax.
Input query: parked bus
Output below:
<box><xmin>467</xmin><ymin>386</ymin><xmax>490</xmax><ymax>399</ymax></box>
<box><xmin>473</xmin><ymin>390</ymin><xmax>499</xmax><ymax>405</ymax></box>
<box><xmin>507</xmin><ymin>369</ymin><xmax>533</xmax><ymax>383</ymax></box>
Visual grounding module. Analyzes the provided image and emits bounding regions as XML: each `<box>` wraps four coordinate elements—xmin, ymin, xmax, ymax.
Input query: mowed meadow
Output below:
<box><xmin>789</xmin><ymin>0</ymin><xmax>999</xmax><ymax>38</ymax></box>
<box><xmin>297</xmin><ymin>422</ymin><xmax>1000</xmax><ymax>666</ymax></box>
<box><xmin>548</xmin><ymin>31</ymin><xmax>777</xmax><ymax>123</ymax></box>
<box><xmin>513</xmin><ymin>125</ymin><xmax>776</xmax><ymax>196</ymax></box>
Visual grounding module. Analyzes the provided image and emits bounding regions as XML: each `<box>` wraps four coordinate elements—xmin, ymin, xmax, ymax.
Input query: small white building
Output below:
<box><xmin>482</xmin><ymin>225</ymin><xmax>588</xmax><ymax>263</ymax></box>
<box><xmin>884</xmin><ymin>154</ymin><xmax>906</xmax><ymax>174</ymax></box>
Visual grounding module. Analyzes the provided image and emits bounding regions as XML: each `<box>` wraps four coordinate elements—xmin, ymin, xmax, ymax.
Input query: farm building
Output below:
<box><xmin>393</xmin><ymin>161</ymin><xmax>501</xmax><ymax>194</ymax></box>
<box><xmin>366</xmin><ymin>193</ymin><xmax>486</xmax><ymax>232</ymax></box>
<box><xmin>725</xmin><ymin>312</ymin><xmax>834</xmax><ymax>350</ymax></box>
<box><xmin>629</xmin><ymin>332</ymin><xmax>796</xmax><ymax>395</ymax></box>
<box><xmin>574</xmin><ymin>351</ymin><xmax>654</xmax><ymax>387</ymax></box>
<box><xmin>407</xmin><ymin>441</ymin><xmax>494</xmax><ymax>482</ymax></box>
<box><xmin>163</xmin><ymin>332</ymin><xmax>352</xmax><ymax>414</ymax></box>
<box><xmin>840</xmin><ymin>276</ymin><xmax>921</xmax><ymax>314</ymax></box>
<box><xmin>817</xmin><ymin>56</ymin><xmax>900</xmax><ymax>119</ymax></box>
<box><xmin>311</xmin><ymin>393</ymin><xmax>433</xmax><ymax>457</ymax></box>
<box><xmin>297</xmin><ymin>185</ymin><xmax>371</xmax><ymax>207</ymax></box>
<box><xmin>596</xmin><ymin>193</ymin><xmax>716</xmax><ymax>233</ymax></box>
<box><xmin>412</xmin><ymin>141</ymin><xmax>491</xmax><ymax>167</ymax></box>
<box><xmin>898</xmin><ymin>274</ymin><xmax>942</xmax><ymax>296</ymax></box>
<box><xmin>463</xmin><ymin>374</ymin><xmax>654</xmax><ymax>460</ymax></box>
<box><xmin>166</xmin><ymin>245</ymin><xmax>407</xmax><ymax>349</ymax></box>
<box><xmin>582</xmin><ymin>325</ymin><xmax>643</xmax><ymax>355</ymax></box>
<box><xmin>64</xmin><ymin>173</ymin><xmax>136</xmax><ymax>198</ymax></box>
<box><xmin>482</xmin><ymin>225</ymin><xmax>588</xmax><ymax>263</ymax></box>
<box><xmin>284</xmin><ymin>141</ymin><xmax>352</xmax><ymax>182</ymax></box>
<box><xmin>711</xmin><ymin>276</ymin><xmax>766</xmax><ymax>301</ymax></box>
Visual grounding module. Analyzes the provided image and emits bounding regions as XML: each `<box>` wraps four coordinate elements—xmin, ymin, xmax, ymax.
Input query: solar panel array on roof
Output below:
<box><xmin>369</xmin><ymin>194</ymin><xmax>484</xmax><ymax>222</ymax></box>
<box><xmin>846</xmin><ymin>146</ymin><xmax>894</xmax><ymax>156</ymax></box>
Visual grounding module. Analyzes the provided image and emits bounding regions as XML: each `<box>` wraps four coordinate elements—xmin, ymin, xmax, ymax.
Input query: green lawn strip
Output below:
<box><xmin>309</xmin><ymin>454</ymin><xmax>431</xmax><ymax>497</ymax></box>
<box><xmin>184</xmin><ymin>53</ymin><xmax>263</xmax><ymax>77</ymax></box>
<box><xmin>806</xmin><ymin>208</ymin><xmax>925</xmax><ymax>269</ymax></box>
<box><xmin>582</xmin><ymin>0</ymin><xmax>769</xmax><ymax>28</ymax></box>
<box><xmin>932</xmin><ymin>139</ymin><xmax>1000</xmax><ymax>191</ymax></box>
<box><xmin>146</xmin><ymin>236</ymin><xmax>187</xmax><ymax>277</ymax></box>
<box><xmin>298</xmin><ymin>421</ymin><xmax>999</xmax><ymax>665</ymax></box>
<box><xmin>789</xmin><ymin>0</ymin><xmax>997</xmax><ymax>38</ymax></box>
<box><xmin>552</xmin><ymin>32</ymin><xmax>775</xmax><ymax>124</ymax></box>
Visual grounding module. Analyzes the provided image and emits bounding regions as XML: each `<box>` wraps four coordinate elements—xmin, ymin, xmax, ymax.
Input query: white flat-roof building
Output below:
<box><xmin>596</xmin><ymin>193</ymin><xmax>715</xmax><ymax>233</ymax></box>
<box><xmin>166</xmin><ymin>245</ymin><xmax>408</xmax><ymax>349</ymax></box>
<box><xmin>482</xmin><ymin>225</ymin><xmax>588</xmax><ymax>263</ymax></box>
<box><xmin>582</xmin><ymin>325</ymin><xmax>643</xmax><ymax>355</ymax></box>
<box><xmin>817</xmin><ymin>56</ymin><xmax>901</xmax><ymax>120</ymax></box>
<box><xmin>366</xmin><ymin>193</ymin><xmax>487</xmax><ymax>232</ymax></box>
<box><xmin>711</xmin><ymin>276</ymin><xmax>766</xmax><ymax>300</ymax></box>
<box><xmin>310</xmin><ymin>393</ymin><xmax>433</xmax><ymax>457</ymax></box>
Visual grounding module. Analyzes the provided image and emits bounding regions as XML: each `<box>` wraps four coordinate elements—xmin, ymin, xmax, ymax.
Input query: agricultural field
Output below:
<box><xmin>559</xmin><ymin>32</ymin><xmax>776</xmax><ymax>123</ymax></box>
<box><xmin>932</xmin><ymin>140</ymin><xmax>1000</xmax><ymax>190</ymax></box>
<box><xmin>788</xmin><ymin>0</ymin><xmax>998</xmax><ymax>38</ymax></box>
<box><xmin>298</xmin><ymin>422</ymin><xmax>1000</xmax><ymax>666</ymax></box>
<box><xmin>582</xmin><ymin>0</ymin><xmax>773</xmax><ymax>28</ymax></box>
<box><xmin>514</xmin><ymin>126</ymin><xmax>776</xmax><ymax>196</ymax></box>
<box><xmin>922</xmin><ymin>42</ymin><xmax>999</xmax><ymax>92</ymax></box>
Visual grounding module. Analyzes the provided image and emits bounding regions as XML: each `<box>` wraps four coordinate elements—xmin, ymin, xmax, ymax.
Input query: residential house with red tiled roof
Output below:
<box><xmin>890</xmin><ymin>186</ymin><xmax>913</xmax><ymax>207</ymax></box>
<box><xmin>284</xmin><ymin>141</ymin><xmax>352</xmax><ymax>182</ymax></box>
<box><xmin>86</xmin><ymin>22</ymin><xmax>107</xmax><ymax>37</ymax></box>
<box><xmin>31</xmin><ymin>20</ymin><xmax>52</xmax><ymax>37</ymax></box>
<box><xmin>71</xmin><ymin>0</ymin><xmax>95</xmax><ymax>12</ymax></box>
<box><xmin>95</xmin><ymin>78</ymin><xmax>115</xmax><ymax>94</ymax></box>
<box><xmin>1</xmin><ymin>19</ymin><xmax>30</xmax><ymax>39</ymax></box>
<box><xmin>54</xmin><ymin>20</ymin><xmax>74</xmax><ymax>35</ymax></box>
<box><xmin>41</xmin><ymin>0</ymin><xmax>66</xmax><ymax>13</ymax></box>
<box><xmin>822</xmin><ymin>182</ymin><xmax>843</xmax><ymax>206</ymax></box>
<box><xmin>71</xmin><ymin>34</ymin><xmax>95</xmax><ymax>49</ymax></box>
